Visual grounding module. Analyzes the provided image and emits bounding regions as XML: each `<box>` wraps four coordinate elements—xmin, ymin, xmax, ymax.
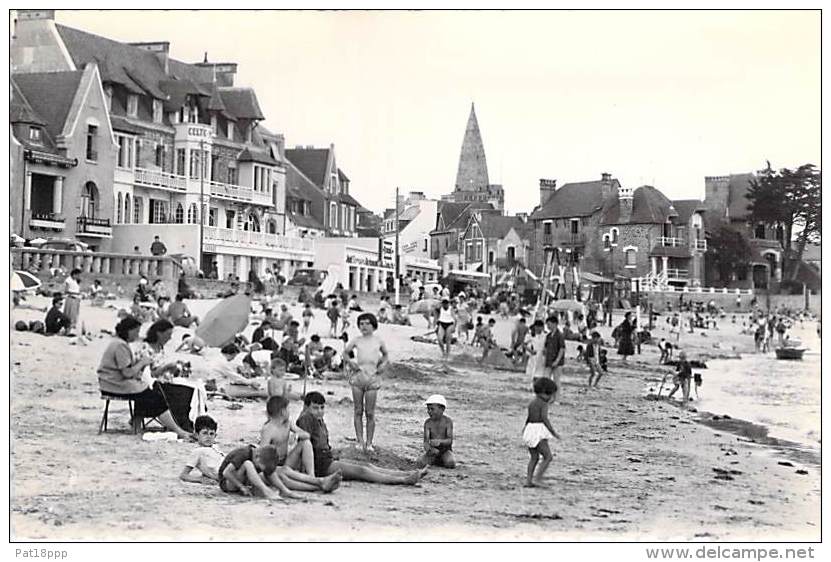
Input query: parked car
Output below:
<box><xmin>288</xmin><ymin>268</ymin><xmax>328</xmax><ymax>287</ymax></box>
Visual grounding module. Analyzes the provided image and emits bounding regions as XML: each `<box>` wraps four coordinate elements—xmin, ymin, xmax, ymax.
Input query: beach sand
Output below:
<box><xmin>10</xmin><ymin>296</ymin><xmax>820</xmax><ymax>540</ymax></box>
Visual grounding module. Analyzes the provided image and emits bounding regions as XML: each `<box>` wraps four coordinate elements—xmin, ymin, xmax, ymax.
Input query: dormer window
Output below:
<box><xmin>127</xmin><ymin>94</ymin><xmax>139</xmax><ymax>118</ymax></box>
<box><xmin>227</xmin><ymin>121</ymin><xmax>234</xmax><ymax>140</ymax></box>
<box><xmin>104</xmin><ymin>85</ymin><xmax>113</xmax><ymax>111</ymax></box>
<box><xmin>152</xmin><ymin>99</ymin><xmax>163</xmax><ymax>123</ymax></box>
<box><xmin>28</xmin><ymin>126</ymin><xmax>41</xmax><ymax>143</ymax></box>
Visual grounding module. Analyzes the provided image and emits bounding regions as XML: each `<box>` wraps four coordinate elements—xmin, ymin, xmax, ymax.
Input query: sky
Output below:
<box><xmin>52</xmin><ymin>9</ymin><xmax>820</xmax><ymax>215</ymax></box>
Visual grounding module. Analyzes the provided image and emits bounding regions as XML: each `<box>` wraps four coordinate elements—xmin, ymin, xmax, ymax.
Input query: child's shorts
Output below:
<box><xmin>522</xmin><ymin>423</ymin><xmax>553</xmax><ymax>449</ymax></box>
<box><xmin>349</xmin><ymin>369</ymin><xmax>381</xmax><ymax>391</ymax></box>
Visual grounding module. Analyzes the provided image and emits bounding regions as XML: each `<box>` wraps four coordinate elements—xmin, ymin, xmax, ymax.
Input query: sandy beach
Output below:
<box><xmin>10</xmin><ymin>295</ymin><xmax>821</xmax><ymax>541</ymax></box>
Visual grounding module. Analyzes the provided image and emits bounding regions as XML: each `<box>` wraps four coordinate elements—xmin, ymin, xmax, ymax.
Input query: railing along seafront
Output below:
<box><xmin>11</xmin><ymin>248</ymin><xmax>183</xmax><ymax>280</ymax></box>
<box><xmin>202</xmin><ymin>226</ymin><xmax>315</xmax><ymax>253</ymax></box>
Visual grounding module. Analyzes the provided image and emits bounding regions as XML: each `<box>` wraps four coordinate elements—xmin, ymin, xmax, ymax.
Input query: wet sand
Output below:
<box><xmin>10</xmin><ymin>297</ymin><xmax>820</xmax><ymax>540</ymax></box>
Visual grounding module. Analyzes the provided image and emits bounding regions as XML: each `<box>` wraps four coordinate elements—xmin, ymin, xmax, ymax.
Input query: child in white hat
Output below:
<box><xmin>420</xmin><ymin>394</ymin><xmax>455</xmax><ymax>468</ymax></box>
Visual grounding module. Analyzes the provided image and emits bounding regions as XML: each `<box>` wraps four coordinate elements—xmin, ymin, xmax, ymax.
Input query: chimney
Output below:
<box><xmin>618</xmin><ymin>184</ymin><xmax>634</xmax><ymax>223</ymax></box>
<box><xmin>539</xmin><ymin>178</ymin><xmax>557</xmax><ymax>205</ymax></box>
<box><xmin>130</xmin><ymin>41</ymin><xmax>170</xmax><ymax>74</ymax></box>
<box><xmin>194</xmin><ymin>61</ymin><xmax>238</xmax><ymax>86</ymax></box>
<box><xmin>600</xmin><ymin>172</ymin><xmax>614</xmax><ymax>200</ymax></box>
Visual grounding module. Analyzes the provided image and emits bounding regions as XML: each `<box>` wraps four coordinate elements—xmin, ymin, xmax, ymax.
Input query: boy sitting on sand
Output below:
<box><xmin>180</xmin><ymin>415</ymin><xmax>225</xmax><ymax>483</ymax></box>
<box><xmin>419</xmin><ymin>394</ymin><xmax>455</xmax><ymax>468</ymax></box>
<box><xmin>296</xmin><ymin>392</ymin><xmax>428</xmax><ymax>485</ymax></box>
<box><xmin>218</xmin><ymin>443</ymin><xmax>304</xmax><ymax>501</ymax></box>
<box><xmin>391</xmin><ymin>304</ymin><xmax>411</xmax><ymax>326</ymax></box>
<box><xmin>260</xmin><ymin>396</ymin><xmax>342</xmax><ymax>493</ymax></box>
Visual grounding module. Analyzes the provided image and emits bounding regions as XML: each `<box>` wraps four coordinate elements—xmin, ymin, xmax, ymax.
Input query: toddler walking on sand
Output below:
<box><xmin>522</xmin><ymin>377</ymin><xmax>561</xmax><ymax>487</ymax></box>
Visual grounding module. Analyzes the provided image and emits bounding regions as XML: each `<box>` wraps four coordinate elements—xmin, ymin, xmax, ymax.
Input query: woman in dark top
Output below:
<box><xmin>97</xmin><ymin>316</ymin><xmax>192</xmax><ymax>439</ymax></box>
<box><xmin>616</xmin><ymin>311</ymin><xmax>635</xmax><ymax>360</ymax></box>
<box><xmin>248</xmin><ymin>269</ymin><xmax>265</xmax><ymax>295</ymax></box>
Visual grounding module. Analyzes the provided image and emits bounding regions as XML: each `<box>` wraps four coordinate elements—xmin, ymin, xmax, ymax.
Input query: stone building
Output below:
<box><xmin>11</xmin><ymin>9</ymin><xmax>313</xmax><ymax>279</ymax></box>
<box><xmin>429</xmin><ymin>200</ymin><xmax>495</xmax><ymax>274</ymax></box>
<box><xmin>703</xmin><ymin>173</ymin><xmax>785</xmax><ymax>289</ymax></box>
<box><xmin>441</xmin><ymin>103</ymin><xmax>504</xmax><ymax>212</ymax></box>
<box><xmin>10</xmin><ymin>63</ymin><xmax>116</xmax><ymax>251</ymax></box>
<box><xmin>459</xmin><ymin>212</ymin><xmax>531</xmax><ymax>278</ymax></box>
<box><xmin>284</xmin><ymin>145</ymin><xmax>361</xmax><ymax>238</ymax></box>
<box><xmin>529</xmin><ymin>173</ymin><xmax>707</xmax><ymax>292</ymax></box>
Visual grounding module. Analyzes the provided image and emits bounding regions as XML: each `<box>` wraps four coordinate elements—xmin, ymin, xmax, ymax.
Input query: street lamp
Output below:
<box><xmin>198</xmin><ymin>138</ymin><xmax>205</xmax><ymax>274</ymax></box>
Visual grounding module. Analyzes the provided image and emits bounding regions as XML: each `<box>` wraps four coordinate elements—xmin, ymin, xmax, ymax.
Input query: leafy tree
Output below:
<box><xmin>707</xmin><ymin>222</ymin><xmax>752</xmax><ymax>284</ymax></box>
<box><xmin>746</xmin><ymin>162</ymin><xmax>822</xmax><ymax>280</ymax></box>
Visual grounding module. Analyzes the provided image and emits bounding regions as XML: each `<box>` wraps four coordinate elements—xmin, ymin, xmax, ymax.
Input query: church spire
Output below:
<box><xmin>454</xmin><ymin>102</ymin><xmax>489</xmax><ymax>192</ymax></box>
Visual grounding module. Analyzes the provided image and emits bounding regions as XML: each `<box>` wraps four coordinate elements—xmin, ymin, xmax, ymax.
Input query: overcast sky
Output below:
<box><xmin>54</xmin><ymin>9</ymin><xmax>820</xmax><ymax>215</ymax></box>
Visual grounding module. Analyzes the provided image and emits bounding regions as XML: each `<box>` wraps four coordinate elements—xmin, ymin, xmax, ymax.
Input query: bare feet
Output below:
<box><xmin>321</xmin><ymin>471</ymin><xmax>342</xmax><ymax>493</ymax></box>
<box><xmin>365</xmin><ymin>444</ymin><xmax>376</xmax><ymax>454</ymax></box>
<box><xmin>280</xmin><ymin>489</ymin><xmax>304</xmax><ymax>500</ymax></box>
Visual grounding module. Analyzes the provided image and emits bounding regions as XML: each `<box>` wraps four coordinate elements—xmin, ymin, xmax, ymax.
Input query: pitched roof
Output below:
<box><xmin>288</xmin><ymin>212</ymin><xmax>324</xmax><ymax>230</ymax></box>
<box><xmin>238</xmin><ymin>147</ymin><xmax>277</xmax><ymax>165</ymax></box>
<box><xmin>725</xmin><ymin>173</ymin><xmax>756</xmax><ymax>220</ymax></box>
<box><xmin>110</xmin><ymin>115</ymin><xmax>145</xmax><ymax>134</ymax></box>
<box><xmin>56</xmin><ymin>24</ymin><xmax>167</xmax><ymax>98</ymax></box>
<box><xmin>600</xmin><ymin>185</ymin><xmax>677</xmax><ymax>225</ymax></box>
<box><xmin>159</xmin><ymin>78</ymin><xmax>208</xmax><ymax>112</ymax></box>
<box><xmin>339</xmin><ymin>192</ymin><xmax>362</xmax><ymax>207</ymax></box>
<box><xmin>437</xmin><ymin>201</ymin><xmax>469</xmax><ymax>228</ymax></box>
<box><xmin>218</xmin><ymin>87</ymin><xmax>265</xmax><ymax>120</ymax></box>
<box><xmin>530</xmin><ymin>179</ymin><xmax>616</xmax><ymax>220</ymax></box>
<box><xmin>10</xmin><ymin>79</ymin><xmax>47</xmax><ymax>127</ymax></box>
<box><xmin>12</xmin><ymin>71</ymin><xmax>84</xmax><ymax>143</ymax></box>
<box><xmin>447</xmin><ymin>202</ymin><xmax>494</xmax><ymax>231</ymax></box>
<box><xmin>286</xmin><ymin>158</ymin><xmax>326</xmax><ymax>204</ymax></box>
<box><xmin>284</xmin><ymin>148</ymin><xmax>330</xmax><ymax>188</ymax></box>
<box><xmin>337</xmin><ymin>168</ymin><xmax>350</xmax><ymax>182</ymax></box>
<box><xmin>477</xmin><ymin>214</ymin><xmax>527</xmax><ymax>240</ymax></box>
<box><xmin>671</xmin><ymin>199</ymin><xmax>705</xmax><ymax>225</ymax></box>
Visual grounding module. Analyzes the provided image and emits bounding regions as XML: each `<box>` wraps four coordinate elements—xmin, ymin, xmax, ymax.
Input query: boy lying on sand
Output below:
<box><xmin>180</xmin><ymin>415</ymin><xmax>225</xmax><ymax>483</ymax></box>
<box><xmin>296</xmin><ymin>392</ymin><xmax>428</xmax><ymax>485</ymax></box>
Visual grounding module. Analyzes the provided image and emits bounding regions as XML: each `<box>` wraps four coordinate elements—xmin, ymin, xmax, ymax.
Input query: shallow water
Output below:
<box><xmin>697</xmin><ymin>323</ymin><xmax>820</xmax><ymax>454</ymax></box>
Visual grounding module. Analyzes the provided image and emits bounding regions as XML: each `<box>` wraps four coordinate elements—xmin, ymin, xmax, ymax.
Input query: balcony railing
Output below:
<box><xmin>557</xmin><ymin>232</ymin><xmax>586</xmax><ymax>246</ymax></box>
<box><xmin>203</xmin><ymin>226</ymin><xmax>314</xmax><ymax>253</ymax></box>
<box><xmin>657</xmin><ymin>236</ymin><xmax>685</xmax><ymax>247</ymax></box>
<box><xmin>29</xmin><ymin>211</ymin><xmax>65</xmax><ymax>230</ymax></box>
<box><xmin>135</xmin><ymin>167</ymin><xmax>187</xmax><ymax>191</ymax></box>
<box><xmin>76</xmin><ymin>216</ymin><xmax>113</xmax><ymax>237</ymax></box>
<box><xmin>694</xmin><ymin>239</ymin><xmax>707</xmax><ymax>251</ymax></box>
<box><xmin>209</xmin><ymin>181</ymin><xmax>273</xmax><ymax>207</ymax></box>
<box><xmin>664</xmin><ymin>268</ymin><xmax>689</xmax><ymax>279</ymax></box>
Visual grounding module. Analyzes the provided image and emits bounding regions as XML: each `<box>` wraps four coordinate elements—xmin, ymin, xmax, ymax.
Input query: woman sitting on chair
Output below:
<box><xmin>97</xmin><ymin>316</ymin><xmax>192</xmax><ymax>439</ymax></box>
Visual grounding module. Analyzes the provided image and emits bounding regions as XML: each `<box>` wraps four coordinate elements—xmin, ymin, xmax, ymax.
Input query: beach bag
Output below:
<box><xmin>14</xmin><ymin>320</ymin><xmax>29</xmax><ymax>332</ymax></box>
<box><xmin>28</xmin><ymin>320</ymin><xmax>45</xmax><ymax>334</ymax></box>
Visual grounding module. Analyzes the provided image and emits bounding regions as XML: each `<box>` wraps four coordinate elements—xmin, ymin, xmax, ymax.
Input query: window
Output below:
<box><xmin>755</xmin><ymin>223</ymin><xmax>766</xmax><ymax>239</ymax></box>
<box><xmin>227</xmin><ymin>166</ymin><xmax>237</xmax><ymax>185</ymax></box>
<box><xmin>225</xmin><ymin>210</ymin><xmax>235</xmax><ymax>229</ymax></box>
<box><xmin>155</xmin><ymin>144</ymin><xmax>165</xmax><ymax>169</ymax></box>
<box><xmin>176</xmin><ymin>149</ymin><xmax>186</xmax><ymax>176</ymax></box>
<box><xmin>254</xmin><ymin>166</ymin><xmax>260</xmax><ymax>191</ymax></box>
<box><xmin>133</xmin><ymin>197</ymin><xmax>143</xmax><ymax>223</ymax></box>
<box><xmin>330</xmin><ymin>202</ymin><xmax>337</xmax><ymax>228</ymax></box>
<box><xmin>81</xmin><ymin>182</ymin><xmax>98</xmax><ymax>218</ymax></box>
<box><xmin>28</xmin><ymin>127</ymin><xmax>41</xmax><ymax>143</ymax></box>
<box><xmin>570</xmin><ymin>218</ymin><xmax>579</xmax><ymax>234</ymax></box>
<box><xmin>152</xmin><ymin>99</ymin><xmax>163</xmax><ymax>123</ymax></box>
<box><xmin>134</xmin><ymin>140</ymin><xmax>141</xmax><ymax>168</ymax></box>
<box><xmin>116</xmin><ymin>193</ymin><xmax>123</xmax><ymax>223</ymax></box>
<box><xmin>124</xmin><ymin>194</ymin><xmax>131</xmax><ymax>224</ymax></box>
<box><xmin>127</xmin><ymin>94</ymin><xmax>138</xmax><ymax>117</ymax></box>
<box><xmin>104</xmin><ymin>86</ymin><xmax>113</xmax><ymax>111</ymax></box>
<box><xmin>116</xmin><ymin>136</ymin><xmax>132</xmax><ymax>168</ymax></box>
<box><xmin>625</xmin><ymin>248</ymin><xmax>637</xmax><ymax>267</ymax></box>
<box><xmin>208</xmin><ymin>208</ymin><xmax>217</xmax><ymax>227</ymax></box>
<box><xmin>150</xmin><ymin>199</ymin><xmax>166</xmax><ymax>224</ymax></box>
<box><xmin>210</xmin><ymin>115</ymin><xmax>217</xmax><ymax>135</ymax></box>
<box><xmin>86</xmin><ymin>125</ymin><xmax>98</xmax><ymax>161</ymax></box>
<box><xmin>247</xmin><ymin>213</ymin><xmax>260</xmax><ymax>232</ymax></box>
<box><xmin>187</xmin><ymin>203</ymin><xmax>198</xmax><ymax>224</ymax></box>
<box><xmin>189</xmin><ymin>149</ymin><xmax>202</xmax><ymax>179</ymax></box>
<box><xmin>175</xmin><ymin>203</ymin><xmax>184</xmax><ymax>224</ymax></box>
<box><xmin>543</xmin><ymin>222</ymin><xmax>552</xmax><ymax>235</ymax></box>
<box><xmin>227</xmin><ymin>121</ymin><xmax>234</xmax><ymax>140</ymax></box>
<box><xmin>611</xmin><ymin>228</ymin><xmax>619</xmax><ymax>244</ymax></box>
<box><xmin>663</xmin><ymin>222</ymin><xmax>672</xmax><ymax>238</ymax></box>
<box><xmin>423</xmin><ymin>239</ymin><xmax>428</xmax><ymax>252</ymax></box>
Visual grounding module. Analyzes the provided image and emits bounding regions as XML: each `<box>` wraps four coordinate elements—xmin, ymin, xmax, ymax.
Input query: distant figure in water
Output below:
<box><xmin>667</xmin><ymin>351</ymin><xmax>692</xmax><ymax>405</ymax></box>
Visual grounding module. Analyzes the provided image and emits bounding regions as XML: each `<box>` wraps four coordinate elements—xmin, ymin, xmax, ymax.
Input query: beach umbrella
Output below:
<box><xmin>10</xmin><ymin>271</ymin><xmax>42</xmax><ymax>292</ymax></box>
<box><xmin>195</xmin><ymin>293</ymin><xmax>252</xmax><ymax>348</ymax></box>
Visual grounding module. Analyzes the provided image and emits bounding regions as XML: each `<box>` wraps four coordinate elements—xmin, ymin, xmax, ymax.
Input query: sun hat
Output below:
<box><xmin>424</xmin><ymin>394</ymin><xmax>447</xmax><ymax>408</ymax></box>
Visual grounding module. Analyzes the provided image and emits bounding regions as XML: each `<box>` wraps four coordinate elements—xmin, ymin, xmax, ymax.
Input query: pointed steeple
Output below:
<box><xmin>454</xmin><ymin>102</ymin><xmax>489</xmax><ymax>192</ymax></box>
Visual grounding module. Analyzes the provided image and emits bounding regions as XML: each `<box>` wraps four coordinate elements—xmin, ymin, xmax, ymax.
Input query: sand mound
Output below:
<box><xmin>386</xmin><ymin>362</ymin><xmax>433</xmax><ymax>383</ymax></box>
<box><xmin>450</xmin><ymin>351</ymin><xmax>523</xmax><ymax>372</ymax></box>
<box><xmin>336</xmin><ymin>445</ymin><xmax>422</xmax><ymax>471</ymax></box>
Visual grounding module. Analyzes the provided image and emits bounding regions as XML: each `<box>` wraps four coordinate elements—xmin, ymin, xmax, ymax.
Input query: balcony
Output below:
<box><xmin>557</xmin><ymin>232</ymin><xmax>586</xmax><ymax>247</ymax></box>
<box><xmin>656</xmin><ymin>236</ymin><xmax>685</xmax><ymax>247</ymax></box>
<box><xmin>29</xmin><ymin>211</ymin><xmax>65</xmax><ymax>230</ymax></box>
<box><xmin>209</xmin><ymin>180</ymin><xmax>273</xmax><ymax>207</ymax></box>
<box><xmin>76</xmin><ymin>216</ymin><xmax>112</xmax><ymax>238</ymax></box>
<box><xmin>664</xmin><ymin>268</ymin><xmax>689</xmax><ymax>280</ymax></box>
<box><xmin>694</xmin><ymin>239</ymin><xmax>707</xmax><ymax>251</ymax></box>
<box><xmin>203</xmin><ymin>226</ymin><xmax>314</xmax><ymax>254</ymax></box>
<box><xmin>135</xmin><ymin>167</ymin><xmax>187</xmax><ymax>192</ymax></box>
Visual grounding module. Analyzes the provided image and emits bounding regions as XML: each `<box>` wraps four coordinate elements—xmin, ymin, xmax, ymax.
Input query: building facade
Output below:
<box><xmin>10</xmin><ymin>63</ymin><xmax>116</xmax><ymax>250</ymax></box>
<box><xmin>11</xmin><ymin>9</ymin><xmax>314</xmax><ymax>279</ymax></box>
<box><xmin>313</xmin><ymin>238</ymin><xmax>393</xmax><ymax>293</ymax></box>
<box><xmin>429</xmin><ymin>200</ymin><xmax>495</xmax><ymax>275</ymax></box>
<box><xmin>460</xmin><ymin>212</ymin><xmax>531</xmax><ymax>278</ymax></box>
<box><xmin>529</xmin><ymin>174</ymin><xmax>707</xmax><ymax>292</ymax></box>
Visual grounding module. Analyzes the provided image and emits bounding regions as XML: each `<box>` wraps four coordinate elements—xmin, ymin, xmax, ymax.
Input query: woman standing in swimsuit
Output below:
<box><xmin>344</xmin><ymin>313</ymin><xmax>389</xmax><ymax>453</ymax></box>
<box><xmin>434</xmin><ymin>298</ymin><xmax>456</xmax><ymax>360</ymax></box>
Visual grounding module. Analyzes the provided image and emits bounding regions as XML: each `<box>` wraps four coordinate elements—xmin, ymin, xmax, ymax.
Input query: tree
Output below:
<box><xmin>746</xmin><ymin>162</ymin><xmax>822</xmax><ymax>280</ymax></box>
<box><xmin>707</xmin><ymin>222</ymin><xmax>752</xmax><ymax>285</ymax></box>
